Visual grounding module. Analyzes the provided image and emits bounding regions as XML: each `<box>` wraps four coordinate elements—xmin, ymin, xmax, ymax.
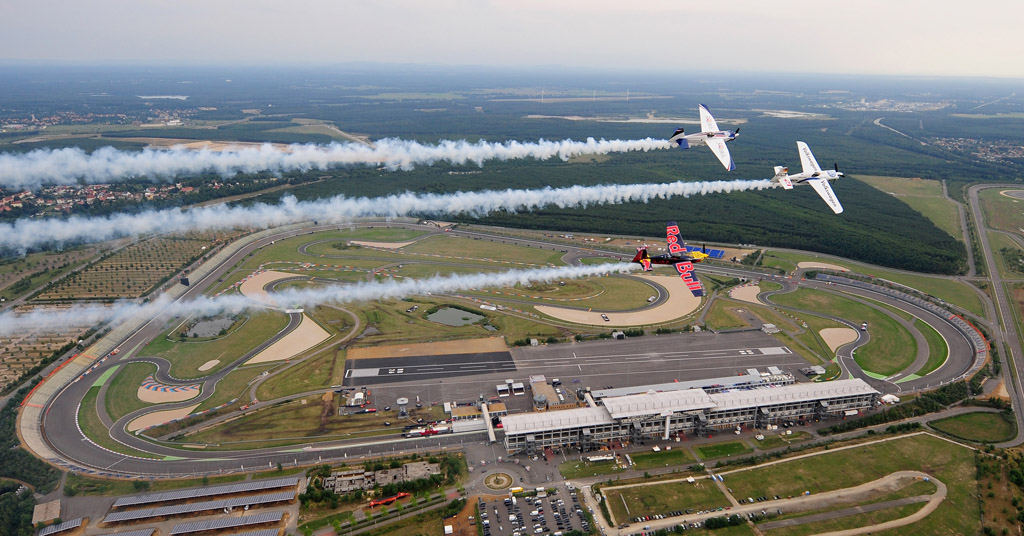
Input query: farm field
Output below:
<box><xmin>35</xmin><ymin>236</ymin><xmax>212</xmax><ymax>300</ymax></box>
<box><xmin>762</xmin><ymin>250</ymin><xmax>984</xmax><ymax>316</ymax></box>
<box><xmin>724</xmin><ymin>433</ymin><xmax>978</xmax><ymax>535</ymax></box>
<box><xmin>769</xmin><ymin>288</ymin><xmax>916</xmax><ymax>377</ymax></box>
<box><xmin>0</xmin><ymin>247</ymin><xmax>99</xmax><ymax>301</ymax></box>
<box><xmin>855</xmin><ymin>176</ymin><xmax>961</xmax><ymax>239</ymax></box>
<box><xmin>0</xmin><ymin>306</ymin><xmax>96</xmax><ymax>390</ymax></box>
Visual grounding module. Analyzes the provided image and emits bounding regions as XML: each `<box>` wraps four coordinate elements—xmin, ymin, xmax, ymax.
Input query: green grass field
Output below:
<box><xmin>724</xmin><ymin>433</ymin><xmax>978</xmax><ymax>535</ymax></box>
<box><xmin>181</xmin><ymin>394</ymin><xmax>443</xmax><ymax>448</ymax></box>
<box><xmin>697</xmin><ymin>441</ymin><xmax>752</xmax><ymax>459</ymax></box>
<box><xmin>604</xmin><ymin>477</ymin><xmax>730</xmax><ymax>522</ymax></box>
<box><xmin>140</xmin><ymin>312</ymin><xmax>290</xmax><ymax>378</ymax></box>
<box><xmin>764</xmin><ymin>250</ymin><xmax>984</xmax><ymax>316</ymax></box>
<box><xmin>764</xmin><ymin>503</ymin><xmax>925</xmax><ymax>536</ymax></box>
<box><xmin>704</xmin><ymin>301</ymin><xmax>751</xmax><ymax>331</ymax></box>
<box><xmin>770</xmin><ymin>288</ymin><xmax>916</xmax><ymax>377</ymax></box>
<box><xmin>559</xmin><ymin>458</ymin><xmax>622</xmax><ymax>479</ymax></box>
<box><xmin>913</xmin><ymin>319</ymin><xmax>949</xmax><ymax>376</ymax></box>
<box><xmin>257</xmin><ymin>348</ymin><xmax>346</xmax><ymax>401</ymax></box>
<box><xmin>104</xmin><ymin>362</ymin><xmax>159</xmax><ymax>421</ymax></box>
<box><xmin>196</xmin><ymin>364</ymin><xmax>276</xmax><ymax>412</ymax></box>
<box><xmin>928</xmin><ymin>411</ymin><xmax>1017</xmax><ymax>443</ymax></box>
<box><xmin>990</xmin><ymin>231</ymin><xmax>1024</xmax><ymax>278</ymax></box>
<box><xmin>78</xmin><ymin>386</ymin><xmax>160</xmax><ymax>459</ymax></box>
<box><xmin>464</xmin><ymin>275</ymin><xmax>656</xmax><ymax>311</ymax></box>
<box><xmin>856</xmin><ymin>176</ymin><xmax>961</xmax><ymax>239</ymax></box>
<box><xmin>755</xmin><ymin>431</ymin><xmax>812</xmax><ymax>450</ymax></box>
<box><xmin>403</xmin><ymin>234</ymin><xmax>567</xmax><ymax>266</ymax></box>
<box><xmin>630</xmin><ymin>448</ymin><xmax>695</xmax><ymax>470</ymax></box>
<box><xmin>979</xmin><ymin>187</ymin><xmax>1024</xmax><ymax>238</ymax></box>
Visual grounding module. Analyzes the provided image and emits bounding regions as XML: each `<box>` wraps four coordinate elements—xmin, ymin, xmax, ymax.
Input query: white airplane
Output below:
<box><xmin>668</xmin><ymin>104</ymin><xmax>739</xmax><ymax>171</ymax></box>
<box><xmin>771</xmin><ymin>141</ymin><xmax>845</xmax><ymax>214</ymax></box>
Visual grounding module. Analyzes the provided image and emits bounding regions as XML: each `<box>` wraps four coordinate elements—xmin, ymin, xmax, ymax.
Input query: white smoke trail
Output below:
<box><xmin>0</xmin><ymin>262</ymin><xmax>639</xmax><ymax>336</ymax></box>
<box><xmin>0</xmin><ymin>178</ymin><xmax>777</xmax><ymax>252</ymax></box>
<box><xmin>0</xmin><ymin>137</ymin><xmax>673</xmax><ymax>190</ymax></box>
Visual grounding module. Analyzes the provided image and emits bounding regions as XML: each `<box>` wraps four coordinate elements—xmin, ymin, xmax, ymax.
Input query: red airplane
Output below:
<box><xmin>631</xmin><ymin>221</ymin><xmax>706</xmax><ymax>297</ymax></box>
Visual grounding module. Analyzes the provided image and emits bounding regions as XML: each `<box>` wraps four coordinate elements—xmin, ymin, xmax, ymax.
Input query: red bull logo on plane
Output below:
<box><xmin>674</xmin><ymin>261</ymin><xmax>703</xmax><ymax>295</ymax></box>
<box><xmin>666</xmin><ymin>224</ymin><xmax>685</xmax><ymax>254</ymax></box>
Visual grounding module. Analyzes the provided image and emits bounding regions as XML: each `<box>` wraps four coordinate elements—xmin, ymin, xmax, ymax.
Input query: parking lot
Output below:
<box><xmin>476</xmin><ymin>484</ymin><xmax>590</xmax><ymax>536</ymax></box>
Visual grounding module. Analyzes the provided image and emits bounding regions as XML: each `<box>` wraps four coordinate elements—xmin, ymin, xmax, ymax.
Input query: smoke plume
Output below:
<box><xmin>0</xmin><ymin>179</ymin><xmax>776</xmax><ymax>252</ymax></box>
<box><xmin>0</xmin><ymin>263</ymin><xmax>638</xmax><ymax>336</ymax></box>
<box><xmin>0</xmin><ymin>138</ymin><xmax>673</xmax><ymax>190</ymax></box>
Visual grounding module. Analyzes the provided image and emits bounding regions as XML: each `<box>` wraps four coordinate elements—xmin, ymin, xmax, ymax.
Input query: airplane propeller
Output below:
<box><xmin>833</xmin><ymin>162</ymin><xmax>845</xmax><ymax>180</ymax></box>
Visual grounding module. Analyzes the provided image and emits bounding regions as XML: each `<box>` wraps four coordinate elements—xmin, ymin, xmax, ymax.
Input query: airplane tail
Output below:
<box><xmin>669</xmin><ymin>128</ymin><xmax>689</xmax><ymax>149</ymax></box>
<box><xmin>772</xmin><ymin>166</ymin><xmax>793</xmax><ymax>189</ymax></box>
<box><xmin>631</xmin><ymin>247</ymin><xmax>653</xmax><ymax>272</ymax></box>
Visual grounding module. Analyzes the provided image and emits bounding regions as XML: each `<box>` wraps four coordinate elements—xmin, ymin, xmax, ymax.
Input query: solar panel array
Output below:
<box><xmin>104</xmin><ymin>491</ymin><xmax>294</xmax><ymax>523</ymax></box>
<box><xmin>222</xmin><ymin>530</ymin><xmax>280</xmax><ymax>536</ymax></box>
<box><xmin>107</xmin><ymin>530</ymin><xmax>156</xmax><ymax>536</ymax></box>
<box><xmin>38</xmin><ymin>518</ymin><xmax>83</xmax><ymax>536</ymax></box>
<box><xmin>169</xmin><ymin>512</ymin><xmax>283</xmax><ymax>535</ymax></box>
<box><xmin>112</xmin><ymin>477</ymin><xmax>298</xmax><ymax>508</ymax></box>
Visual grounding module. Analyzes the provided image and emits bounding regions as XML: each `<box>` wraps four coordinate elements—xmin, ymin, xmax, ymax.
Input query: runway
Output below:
<box><xmin>343</xmin><ymin>351</ymin><xmax>517</xmax><ymax>385</ymax></box>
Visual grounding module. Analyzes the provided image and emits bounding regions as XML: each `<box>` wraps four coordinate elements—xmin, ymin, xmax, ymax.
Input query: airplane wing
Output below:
<box><xmin>797</xmin><ymin>141</ymin><xmax>822</xmax><ymax>175</ymax></box>
<box><xmin>673</xmin><ymin>261</ymin><xmax>705</xmax><ymax>297</ymax></box>
<box><xmin>706</xmin><ymin>138</ymin><xmax>736</xmax><ymax>171</ymax></box>
<box><xmin>808</xmin><ymin>178</ymin><xmax>844</xmax><ymax>214</ymax></box>
<box><xmin>698</xmin><ymin>104</ymin><xmax>720</xmax><ymax>133</ymax></box>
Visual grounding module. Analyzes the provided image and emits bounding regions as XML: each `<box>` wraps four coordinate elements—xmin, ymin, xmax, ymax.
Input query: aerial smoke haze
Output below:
<box><xmin>0</xmin><ymin>262</ymin><xmax>639</xmax><ymax>336</ymax></box>
<box><xmin>0</xmin><ymin>137</ymin><xmax>673</xmax><ymax>190</ymax></box>
<box><xmin>0</xmin><ymin>178</ymin><xmax>777</xmax><ymax>252</ymax></box>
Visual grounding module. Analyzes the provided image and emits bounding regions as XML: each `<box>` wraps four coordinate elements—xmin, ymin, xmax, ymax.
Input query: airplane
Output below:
<box><xmin>770</xmin><ymin>141</ymin><xmax>845</xmax><ymax>214</ymax></box>
<box><xmin>668</xmin><ymin>104</ymin><xmax>740</xmax><ymax>171</ymax></box>
<box><xmin>630</xmin><ymin>221</ymin><xmax>706</xmax><ymax>297</ymax></box>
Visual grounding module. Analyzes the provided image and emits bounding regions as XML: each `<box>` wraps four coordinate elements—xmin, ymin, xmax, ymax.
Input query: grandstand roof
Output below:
<box><xmin>500</xmin><ymin>406</ymin><xmax>613</xmax><ymax>435</ymax></box>
<box><xmin>602</xmin><ymin>389</ymin><xmax>716</xmax><ymax>419</ymax></box>
<box><xmin>709</xmin><ymin>379</ymin><xmax>878</xmax><ymax>411</ymax></box>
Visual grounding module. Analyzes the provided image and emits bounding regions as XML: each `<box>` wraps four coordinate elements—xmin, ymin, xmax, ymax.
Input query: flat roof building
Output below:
<box><xmin>500</xmin><ymin>379</ymin><xmax>878</xmax><ymax>454</ymax></box>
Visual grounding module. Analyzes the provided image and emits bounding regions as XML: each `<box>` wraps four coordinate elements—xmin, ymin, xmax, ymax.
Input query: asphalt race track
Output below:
<box><xmin>27</xmin><ymin>222</ymin><xmax>984</xmax><ymax>477</ymax></box>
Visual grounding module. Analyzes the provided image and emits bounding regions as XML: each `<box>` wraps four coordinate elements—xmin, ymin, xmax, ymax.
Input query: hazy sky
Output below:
<box><xmin>2</xmin><ymin>0</ymin><xmax>1023</xmax><ymax>78</ymax></box>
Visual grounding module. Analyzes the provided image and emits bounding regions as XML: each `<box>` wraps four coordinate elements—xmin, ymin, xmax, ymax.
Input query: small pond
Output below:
<box><xmin>186</xmin><ymin>317</ymin><xmax>236</xmax><ymax>338</ymax></box>
<box><xmin>427</xmin><ymin>307</ymin><xmax>484</xmax><ymax>327</ymax></box>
